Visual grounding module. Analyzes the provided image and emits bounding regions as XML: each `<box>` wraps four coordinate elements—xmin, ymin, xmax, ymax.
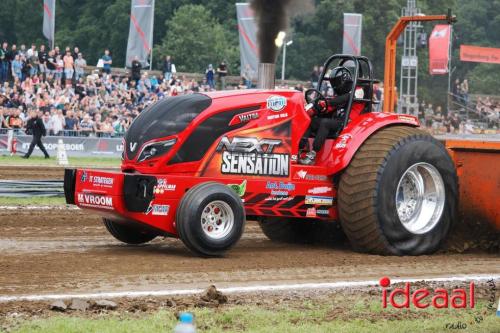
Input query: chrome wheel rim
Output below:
<box><xmin>395</xmin><ymin>163</ymin><xmax>445</xmax><ymax>234</ymax></box>
<box><xmin>201</xmin><ymin>201</ymin><xmax>234</xmax><ymax>240</ymax></box>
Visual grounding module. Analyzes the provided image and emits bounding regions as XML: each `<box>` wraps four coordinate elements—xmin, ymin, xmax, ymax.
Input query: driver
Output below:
<box><xmin>299</xmin><ymin>67</ymin><xmax>353</xmax><ymax>165</ymax></box>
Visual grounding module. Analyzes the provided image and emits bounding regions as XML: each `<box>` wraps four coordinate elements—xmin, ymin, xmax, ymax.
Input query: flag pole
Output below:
<box><xmin>52</xmin><ymin>0</ymin><xmax>56</xmax><ymax>50</ymax></box>
<box><xmin>149</xmin><ymin>0</ymin><xmax>155</xmax><ymax>71</ymax></box>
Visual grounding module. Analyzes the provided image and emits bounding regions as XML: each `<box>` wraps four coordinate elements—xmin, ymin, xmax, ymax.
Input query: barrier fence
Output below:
<box><xmin>0</xmin><ymin>131</ymin><xmax>123</xmax><ymax>158</ymax></box>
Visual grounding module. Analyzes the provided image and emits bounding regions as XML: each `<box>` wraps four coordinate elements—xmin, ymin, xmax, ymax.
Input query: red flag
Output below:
<box><xmin>429</xmin><ymin>25</ymin><xmax>451</xmax><ymax>75</ymax></box>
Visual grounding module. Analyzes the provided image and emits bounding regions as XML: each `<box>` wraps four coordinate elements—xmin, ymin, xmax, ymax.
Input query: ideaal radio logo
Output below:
<box><xmin>379</xmin><ymin>277</ymin><xmax>500</xmax><ymax>329</ymax></box>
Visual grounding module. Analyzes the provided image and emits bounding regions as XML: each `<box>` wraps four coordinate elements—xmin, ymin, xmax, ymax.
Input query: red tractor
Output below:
<box><xmin>64</xmin><ymin>55</ymin><xmax>457</xmax><ymax>257</ymax></box>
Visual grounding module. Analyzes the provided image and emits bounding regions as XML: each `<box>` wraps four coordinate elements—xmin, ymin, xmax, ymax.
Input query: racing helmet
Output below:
<box><xmin>329</xmin><ymin>67</ymin><xmax>353</xmax><ymax>95</ymax></box>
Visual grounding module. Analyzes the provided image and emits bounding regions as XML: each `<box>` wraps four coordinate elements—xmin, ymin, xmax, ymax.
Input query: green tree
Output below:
<box><xmin>155</xmin><ymin>4</ymin><xmax>238</xmax><ymax>73</ymax></box>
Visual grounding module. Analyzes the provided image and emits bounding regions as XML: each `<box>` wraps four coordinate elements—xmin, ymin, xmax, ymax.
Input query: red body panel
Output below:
<box><xmin>72</xmin><ymin>89</ymin><xmax>419</xmax><ymax>235</ymax></box>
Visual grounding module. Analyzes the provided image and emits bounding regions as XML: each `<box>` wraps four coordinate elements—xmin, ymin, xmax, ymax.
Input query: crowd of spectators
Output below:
<box><xmin>0</xmin><ymin>42</ymin><xmax>244</xmax><ymax>138</ymax></box>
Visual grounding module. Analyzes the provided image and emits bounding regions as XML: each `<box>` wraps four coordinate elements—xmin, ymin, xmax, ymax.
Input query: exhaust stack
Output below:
<box><xmin>257</xmin><ymin>63</ymin><xmax>275</xmax><ymax>89</ymax></box>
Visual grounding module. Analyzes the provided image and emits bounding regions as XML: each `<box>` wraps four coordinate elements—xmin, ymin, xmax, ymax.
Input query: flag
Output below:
<box><xmin>236</xmin><ymin>3</ymin><xmax>258</xmax><ymax>79</ymax></box>
<box><xmin>126</xmin><ymin>0</ymin><xmax>154</xmax><ymax>68</ymax></box>
<box><xmin>429</xmin><ymin>25</ymin><xmax>451</xmax><ymax>75</ymax></box>
<box><xmin>343</xmin><ymin>13</ymin><xmax>362</xmax><ymax>56</ymax></box>
<box><xmin>460</xmin><ymin>45</ymin><xmax>500</xmax><ymax>65</ymax></box>
<box><xmin>43</xmin><ymin>0</ymin><xmax>56</xmax><ymax>47</ymax></box>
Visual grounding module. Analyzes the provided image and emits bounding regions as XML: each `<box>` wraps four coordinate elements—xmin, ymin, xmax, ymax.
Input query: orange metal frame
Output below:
<box><xmin>383</xmin><ymin>14</ymin><xmax>456</xmax><ymax>113</ymax></box>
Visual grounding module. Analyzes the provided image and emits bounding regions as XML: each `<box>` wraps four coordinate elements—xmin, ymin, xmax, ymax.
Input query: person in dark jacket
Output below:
<box><xmin>130</xmin><ymin>56</ymin><xmax>142</xmax><ymax>84</ymax></box>
<box><xmin>23</xmin><ymin>110</ymin><xmax>50</xmax><ymax>158</ymax></box>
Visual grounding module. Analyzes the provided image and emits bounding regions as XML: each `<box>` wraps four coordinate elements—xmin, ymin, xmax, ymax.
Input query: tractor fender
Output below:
<box><xmin>325</xmin><ymin>112</ymin><xmax>419</xmax><ymax>175</ymax></box>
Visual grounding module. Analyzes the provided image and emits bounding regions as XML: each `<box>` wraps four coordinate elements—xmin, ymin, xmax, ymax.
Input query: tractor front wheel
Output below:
<box><xmin>338</xmin><ymin>126</ymin><xmax>458</xmax><ymax>255</ymax></box>
<box><xmin>176</xmin><ymin>182</ymin><xmax>246</xmax><ymax>257</ymax></box>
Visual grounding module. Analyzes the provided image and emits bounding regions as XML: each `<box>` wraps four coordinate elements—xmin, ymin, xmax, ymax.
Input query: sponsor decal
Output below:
<box><xmin>306</xmin><ymin>207</ymin><xmax>317</xmax><ymax>217</ymax></box>
<box><xmin>291</xmin><ymin>154</ymin><xmax>298</xmax><ymax>162</ymax></box>
<box><xmin>308</xmin><ymin>186</ymin><xmax>332</xmax><ymax>195</ymax></box>
<box><xmin>129</xmin><ymin>142</ymin><xmax>138</xmax><ymax>152</ymax></box>
<box><xmin>305</xmin><ymin>195</ymin><xmax>334</xmax><ymax>205</ymax></box>
<box><xmin>77</xmin><ymin>193</ymin><xmax>113</xmax><ymax>209</ymax></box>
<box><xmin>146</xmin><ymin>202</ymin><xmax>170</xmax><ymax>216</ymax></box>
<box><xmin>264</xmin><ymin>196</ymin><xmax>293</xmax><ymax>201</ymax></box>
<box><xmin>154</xmin><ymin>179</ymin><xmax>176</xmax><ymax>194</ymax></box>
<box><xmin>227</xmin><ymin>180</ymin><xmax>247</xmax><ymax>197</ymax></box>
<box><xmin>266</xmin><ymin>95</ymin><xmax>287</xmax><ymax>112</ymax></box>
<box><xmin>22</xmin><ymin>142</ymin><xmax>85</xmax><ymax>151</ymax></box>
<box><xmin>398</xmin><ymin>115</ymin><xmax>418</xmax><ymax>124</ymax></box>
<box><xmin>217</xmin><ymin>136</ymin><xmax>290</xmax><ymax>177</ymax></box>
<box><xmin>229</xmin><ymin>111</ymin><xmax>260</xmax><ymax>126</ymax></box>
<box><xmin>380</xmin><ymin>276</ymin><xmax>475</xmax><ymax>309</ymax></box>
<box><xmin>81</xmin><ymin>171</ymin><xmax>88</xmax><ymax>182</ymax></box>
<box><xmin>335</xmin><ymin>134</ymin><xmax>352</xmax><ymax>149</ymax></box>
<box><xmin>294</xmin><ymin>169</ymin><xmax>328</xmax><ymax>181</ymax></box>
<box><xmin>267</xmin><ymin>113</ymin><xmax>289</xmax><ymax>120</ymax></box>
<box><xmin>316</xmin><ymin>208</ymin><xmax>331</xmax><ymax>216</ymax></box>
<box><xmin>265</xmin><ymin>181</ymin><xmax>294</xmax><ymax>195</ymax></box>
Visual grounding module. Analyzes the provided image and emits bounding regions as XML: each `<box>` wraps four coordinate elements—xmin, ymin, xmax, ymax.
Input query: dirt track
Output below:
<box><xmin>0</xmin><ymin>208</ymin><xmax>499</xmax><ymax>299</ymax></box>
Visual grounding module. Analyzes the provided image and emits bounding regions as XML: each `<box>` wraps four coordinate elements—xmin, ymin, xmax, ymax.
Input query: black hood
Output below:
<box><xmin>124</xmin><ymin>94</ymin><xmax>212</xmax><ymax>160</ymax></box>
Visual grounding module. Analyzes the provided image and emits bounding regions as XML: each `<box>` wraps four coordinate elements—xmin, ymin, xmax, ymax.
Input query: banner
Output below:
<box><xmin>236</xmin><ymin>3</ymin><xmax>258</xmax><ymax>79</ymax></box>
<box><xmin>460</xmin><ymin>45</ymin><xmax>500</xmax><ymax>65</ymax></box>
<box><xmin>0</xmin><ymin>135</ymin><xmax>123</xmax><ymax>158</ymax></box>
<box><xmin>429</xmin><ymin>25</ymin><xmax>451</xmax><ymax>75</ymax></box>
<box><xmin>126</xmin><ymin>0</ymin><xmax>155</xmax><ymax>68</ymax></box>
<box><xmin>343</xmin><ymin>13</ymin><xmax>362</xmax><ymax>56</ymax></box>
<box><xmin>43</xmin><ymin>0</ymin><xmax>56</xmax><ymax>47</ymax></box>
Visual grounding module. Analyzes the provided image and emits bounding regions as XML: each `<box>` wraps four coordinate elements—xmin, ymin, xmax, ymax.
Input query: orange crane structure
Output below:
<box><xmin>382</xmin><ymin>11</ymin><xmax>499</xmax><ymax>230</ymax></box>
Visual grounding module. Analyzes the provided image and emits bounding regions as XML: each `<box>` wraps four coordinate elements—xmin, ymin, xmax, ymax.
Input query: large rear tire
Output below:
<box><xmin>103</xmin><ymin>218</ymin><xmax>157</xmax><ymax>245</ymax></box>
<box><xmin>338</xmin><ymin>126</ymin><xmax>458</xmax><ymax>255</ymax></box>
<box><xmin>176</xmin><ymin>182</ymin><xmax>245</xmax><ymax>257</ymax></box>
<box><xmin>259</xmin><ymin>217</ymin><xmax>344</xmax><ymax>245</ymax></box>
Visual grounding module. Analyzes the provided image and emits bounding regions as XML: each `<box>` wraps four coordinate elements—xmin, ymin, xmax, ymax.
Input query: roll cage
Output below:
<box><xmin>316</xmin><ymin>55</ymin><xmax>380</xmax><ymax>132</ymax></box>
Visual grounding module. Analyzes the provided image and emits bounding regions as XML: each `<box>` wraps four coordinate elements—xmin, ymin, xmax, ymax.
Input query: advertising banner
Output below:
<box><xmin>460</xmin><ymin>45</ymin><xmax>500</xmax><ymax>65</ymax></box>
<box><xmin>343</xmin><ymin>13</ymin><xmax>363</xmax><ymax>56</ymax></box>
<box><xmin>429</xmin><ymin>25</ymin><xmax>451</xmax><ymax>75</ymax></box>
<box><xmin>125</xmin><ymin>0</ymin><xmax>155</xmax><ymax>67</ymax></box>
<box><xmin>0</xmin><ymin>135</ymin><xmax>123</xmax><ymax>158</ymax></box>
<box><xmin>43</xmin><ymin>0</ymin><xmax>56</xmax><ymax>46</ymax></box>
<box><xmin>236</xmin><ymin>3</ymin><xmax>258</xmax><ymax>79</ymax></box>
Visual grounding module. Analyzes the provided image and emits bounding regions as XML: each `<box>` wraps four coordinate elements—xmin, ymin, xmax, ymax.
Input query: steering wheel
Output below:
<box><xmin>305</xmin><ymin>88</ymin><xmax>328</xmax><ymax>115</ymax></box>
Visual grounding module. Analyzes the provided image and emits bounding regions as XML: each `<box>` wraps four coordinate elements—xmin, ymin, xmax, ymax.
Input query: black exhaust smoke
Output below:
<box><xmin>251</xmin><ymin>0</ymin><xmax>291</xmax><ymax>63</ymax></box>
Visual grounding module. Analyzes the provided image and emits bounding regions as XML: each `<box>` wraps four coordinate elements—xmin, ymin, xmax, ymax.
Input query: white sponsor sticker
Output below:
<box><xmin>77</xmin><ymin>193</ymin><xmax>113</xmax><ymax>209</ymax></box>
<box><xmin>305</xmin><ymin>195</ymin><xmax>334</xmax><ymax>205</ymax></box>
<box><xmin>266</xmin><ymin>95</ymin><xmax>287</xmax><ymax>112</ymax></box>
<box><xmin>308</xmin><ymin>186</ymin><xmax>332</xmax><ymax>195</ymax></box>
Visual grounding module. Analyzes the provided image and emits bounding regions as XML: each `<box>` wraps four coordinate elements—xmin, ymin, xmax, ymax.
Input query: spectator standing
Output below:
<box><xmin>461</xmin><ymin>79</ymin><xmax>469</xmax><ymax>105</ymax></box>
<box><xmin>51</xmin><ymin>108</ymin><xmax>65</xmax><ymax>135</ymax></box>
<box><xmin>72</xmin><ymin>47</ymin><xmax>80</xmax><ymax>60</ymax></box>
<box><xmin>163</xmin><ymin>55</ymin><xmax>175</xmax><ymax>82</ymax></box>
<box><xmin>23</xmin><ymin>110</ymin><xmax>50</xmax><ymax>159</ymax></box>
<box><xmin>217</xmin><ymin>61</ymin><xmax>228</xmax><ymax>90</ymax></box>
<box><xmin>38</xmin><ymin>45</ymin><xmax>48</xmax><ymax>78</ymax></box>
<box><xmin>64</xmin><ymin>110</ymin><xmax>78</xmax><ymax>135</ymax></box>
<box><xmin>311</xmin><ymin>66</ymin><xmax>319</xmax><ymax>89</ymax></box>
<box><xmin>0</xmin><ymin>42</ymin><xmax>8</xmax><ymax>82</ymax></box>
<box><xmin>63</xmin><ymin>51</ymin><xmax>74</xmax><ymax>85</ymax></box>
<box><xmin>424</xmin><ymin>103</ymin><xmax>434</xmax><ymax>128</ymax></box>
<box><xmin>243</xmin><ymin>64</ymin><xmax>254</xmax><ymax>89</ymax></box>
<box><xmin>206</xmin><ymin>64</ymin><xmax>215</xmax><ymax>90</ymax></box>
<box><xmin>131</xmin><ymin>56</ymin><xmax>142</xmax><ymax>84</ymax></box>
<box><xmin>55</xmin><ymin>55</ymin><xmax>64</xmax><ymax>81</ymax></box>
<box><xmin>102</xmin><ymin>49</ymin><xmax>112</xmax><ymax>75</ymax></box>
<box><xmin>79</xmin><ymin>114</ymin><xmax>94</xmax><ymax>136</ymax></box>
<box><xmin>46</xmin><ymin>50</ymin><xmax>56</xmax><ymax>77</ymax></box>
<box><xmin>11</xmin><ymin>55</ymin><xmax>23</xmax><ymax>81</ymax></box>
<box><xmin>74</xmin><ymin>53</ymin><xmax>86</xmax><ymax>81</ymax></box>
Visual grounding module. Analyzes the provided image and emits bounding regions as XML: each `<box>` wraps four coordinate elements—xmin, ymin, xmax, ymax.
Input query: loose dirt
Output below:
<box><xmin>0</xmin><ymin>208</ymin><xmax>499</xmax><ymax>302</ymax></box>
